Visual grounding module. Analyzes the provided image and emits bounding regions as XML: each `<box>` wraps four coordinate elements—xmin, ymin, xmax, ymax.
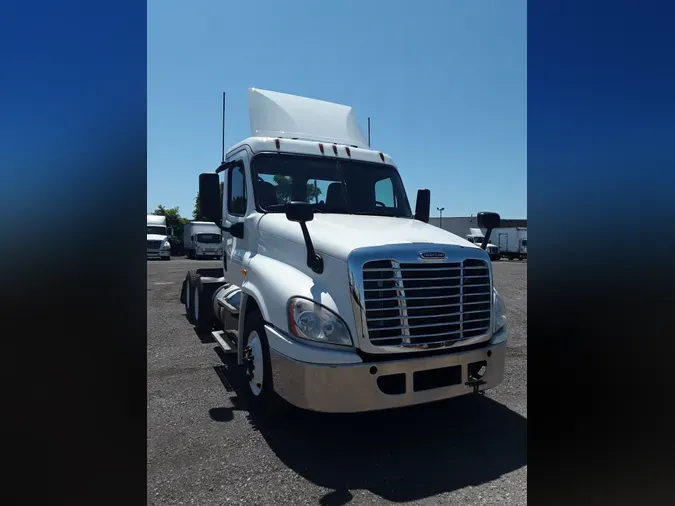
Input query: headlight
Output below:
<box><xmin>161</xmin><ymin>241</ymin><xmax>171</xmax><ymax>250</ymax></box>
<box><xmin>288</xmin><ymin>297</ymin><xmax>353</xmax><ymax>346</ymax></box>
<box><xmin>493</xmin><ymin>288</ymin><xmax>506</xmax><ymax>334</ymax></box>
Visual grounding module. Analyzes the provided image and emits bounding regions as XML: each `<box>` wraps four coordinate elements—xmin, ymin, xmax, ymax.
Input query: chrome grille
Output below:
<box><xmin>362</xmin><ymin>259</ymin><xmax>492</xmax><ymax>348</ymax></box>
<box><xmin>147</xmin><ymin>240</ymin><xmax>162</xmax><ymax>249</ymax></box>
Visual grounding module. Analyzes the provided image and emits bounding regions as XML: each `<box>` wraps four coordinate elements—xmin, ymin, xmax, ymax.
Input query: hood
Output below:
<box><xmin>258</xmin><ymin>214</ymin><xmax>480</xmax><ymax>261</ymax></box>
<box><xmin>147</xmin><ymin>234</ymin><xmax>168</xmax><ymax>242</ymax></box>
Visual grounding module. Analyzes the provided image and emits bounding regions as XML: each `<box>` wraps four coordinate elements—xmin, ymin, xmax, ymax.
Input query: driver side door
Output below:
<box><xmin>222</xmin><ymin>152</ymin><xmax>249</xmax><ymax>288</ymax></box>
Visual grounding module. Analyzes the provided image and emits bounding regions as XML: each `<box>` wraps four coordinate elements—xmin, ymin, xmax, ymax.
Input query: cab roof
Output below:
<box><xmin>225</xmin><ymin>136</ymin><xmax>394</xmax><ymax>166</ymax></box>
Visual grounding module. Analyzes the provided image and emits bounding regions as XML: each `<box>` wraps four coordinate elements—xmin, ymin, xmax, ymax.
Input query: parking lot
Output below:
<box><xmin>147</xmin><ymin>258</ymin><xmax>527</xmax><ymax>505</ymax></box>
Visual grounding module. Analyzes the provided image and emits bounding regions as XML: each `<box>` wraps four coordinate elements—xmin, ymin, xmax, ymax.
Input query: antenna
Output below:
<box><xmin>367</xmin><ymin>117</ymin><xmax>371</xmax><ymax>147</ymax></box>
<box><xmin>221</xmin><ymin>92</ymin><xmax>226</xmax><ymax>163</ymax></box>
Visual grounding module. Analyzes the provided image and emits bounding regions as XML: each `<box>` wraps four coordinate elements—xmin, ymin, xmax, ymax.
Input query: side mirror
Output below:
<box><xmin>477</xmin><ymin>212</ymin><xmax>501</xmax><ymax>250</ymax></box>
<box><xmin>167</xmin><ymin>227</ymin><xmax>173</xmax><ymax>237</ymax></box>
<box><xmin>414</xmin><ymin>189</ymin><xmax>430</xmax><ymax>223</ymax></box>
<box><xmin>477</xmin><ymin>212</ymin><xmax>500</xmax><ymax>230</ymax></box>
<box><xmin>285</xmin><ymin>201</ymin><xmax>315</xmax><ymax>223</ymax></box>
<box><xmin>199</xmin><ymin>173</ymin><xmax>221</xmax><ymax>222</ymax></box>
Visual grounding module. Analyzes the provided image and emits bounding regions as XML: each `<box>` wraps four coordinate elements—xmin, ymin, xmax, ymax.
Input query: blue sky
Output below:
<box><xmin>148</xmin><ymin>0</ymin><xmax>526</xmax><ymax>219</ymax></box>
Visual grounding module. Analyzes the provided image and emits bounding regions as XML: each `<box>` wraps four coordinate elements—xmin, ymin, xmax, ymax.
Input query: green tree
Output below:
<box><xmin>152</xmin><ymin>205</ymin><xmax>188</xmax><ymax>242</ymax></box>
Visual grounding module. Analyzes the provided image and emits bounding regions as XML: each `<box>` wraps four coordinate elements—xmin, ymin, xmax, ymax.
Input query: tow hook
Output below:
<box><xmin>465</xmin><ymin>379</ymin><xmax>487</xmax><ymax>394</ymax></box>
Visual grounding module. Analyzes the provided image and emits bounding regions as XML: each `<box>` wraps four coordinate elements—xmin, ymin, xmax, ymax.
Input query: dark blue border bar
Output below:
<box><xmin>529</xmin><ymin>1</ymin><xmax>674</xmax><ymax>504</ymax></box>
<box><xmin>1</xmin><ymin>1</ymin><xmax>147</xmax><ymax>504</ymax></box>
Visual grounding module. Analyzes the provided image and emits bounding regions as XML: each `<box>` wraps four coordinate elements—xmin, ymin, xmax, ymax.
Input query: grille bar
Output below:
<box><xmin>361</xmin><ymin>258</ymin><xmax>492</xmax><ymax>349</ymax></box>
<box><xmin>369</xmin><ymin>324</ymin><xmax>492</xmax><ymax>342</ymax></box>
<box><xmin>365</xmin><ymin>300</ymin><xmax>489</xmax><ymax>312</ymax></box>
<box><xmin>367</xmin><ymin>307</ymin><xmax>490</xmax><ymax>322</ymax></box>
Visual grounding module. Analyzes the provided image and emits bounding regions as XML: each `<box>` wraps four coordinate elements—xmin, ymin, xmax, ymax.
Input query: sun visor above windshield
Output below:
<box><xmin>248</xmin><ymin>88</ymin><xmax>369</xmax><ymax>149</ymax></box>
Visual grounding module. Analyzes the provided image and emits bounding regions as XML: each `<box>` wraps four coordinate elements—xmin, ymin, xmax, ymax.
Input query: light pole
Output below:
<box><xmin>437</xmin><ymin>207</ymin><xmax>445</xmax><ymax>229</ymax></box>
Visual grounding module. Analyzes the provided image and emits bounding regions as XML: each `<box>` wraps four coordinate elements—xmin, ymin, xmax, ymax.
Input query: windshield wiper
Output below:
<box><xmin>263</xmin><ymin>203</ymin><xmax>324</xmax><ymax>213</ymax></box>
<box><xmin>353</xmin><ymin>210</ymin><xmax>401</xmax><ymax>217</ymax></box>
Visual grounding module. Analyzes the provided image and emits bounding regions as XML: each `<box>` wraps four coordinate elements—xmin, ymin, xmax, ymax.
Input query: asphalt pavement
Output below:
<box><xmin>147</xmin><ymin>257</ymin><xmax>527</xmax><ymax>505</ymax></box>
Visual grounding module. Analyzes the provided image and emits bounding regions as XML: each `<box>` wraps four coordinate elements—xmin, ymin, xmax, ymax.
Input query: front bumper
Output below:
<box><xmin>268</xmin><ymin>327</ymin><xmax>507</xmax><ymax>413</ymax></box>
<box><xmin>147</xmin><ymin>249</ymin><xmax>170</xmax><ymax>258</ymax></box>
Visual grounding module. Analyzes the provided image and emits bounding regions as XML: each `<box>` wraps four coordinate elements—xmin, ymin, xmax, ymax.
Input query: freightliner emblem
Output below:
<box><xmin>419</xmin><ymin>251</ymin><xmax>447</xmax><ymax>260</ymax></box>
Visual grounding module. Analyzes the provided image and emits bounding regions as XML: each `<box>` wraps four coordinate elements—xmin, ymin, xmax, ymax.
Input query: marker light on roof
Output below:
<box><xmin>275</xmin><ymin>138</ymin><xmax>280</xmax><ymax>149</ymax></box>
<box><xmin>345</xmin><ymin>147</ymin><xmax>351</xmax><ymax>156</ymax></box>
<box><xmin>319</xmin><ymin>143</ymin><xmax>324</xmax><ymax>154</ymax></box>
<box><xmin>379</xmin><ymin>152</ymin><xmax>384</xmax><ymax>161</ymax></box>
<box><xmin>332</xmin><ymin>144</ymin><xmax>338</xmax><ymax>155</ymax></box>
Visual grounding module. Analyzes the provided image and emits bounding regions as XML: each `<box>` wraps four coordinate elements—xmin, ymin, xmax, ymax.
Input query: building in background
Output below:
<box><xmin>429</xmin><ymin>216</ymin><xmax>527</xmax><ymax>238</ymax></box>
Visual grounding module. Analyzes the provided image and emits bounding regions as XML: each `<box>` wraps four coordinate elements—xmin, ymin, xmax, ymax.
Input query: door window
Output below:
<box><xmin>228</xmin><ymin>165</ymin><xmax>247</xmax><ymax>216</ymax></box>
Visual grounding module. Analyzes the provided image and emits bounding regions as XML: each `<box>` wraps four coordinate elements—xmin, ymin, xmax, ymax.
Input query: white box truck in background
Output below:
<box><xmin>147</xmin><ymin>215</ymin><xmax>172</xmax><ymax>261</ymax></box>
<box><xmin>494</xmin><ymin>227</ymin><xmax>527</xmax><ymax>260</ymax></box>
<box><xmin>466</xmin><ymin>228</ymin><xmax>500</xmax><ymax>261</ymax></box>
<box><xmin>184</xmin><ymin>221</ymin><xmax>223</xmax><ymax>260</ymax></box>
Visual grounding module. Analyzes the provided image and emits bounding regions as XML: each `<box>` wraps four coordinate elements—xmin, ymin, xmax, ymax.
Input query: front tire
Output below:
<box><xmin>241</xmin><ymin>310</ymin><xmax>289</xmax><ymax>419</ymax></box>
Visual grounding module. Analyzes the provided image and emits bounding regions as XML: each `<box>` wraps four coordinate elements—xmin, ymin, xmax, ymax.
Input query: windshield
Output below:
<box><xmin>251</xmin><ymin>154</ymin><xmax>413</xmax><ymax>218</ymax></box>
<box><xmin>147</xmin><ymin>226</ymin><xmax>166</xmax><ymax>235</ymax></box>
<box><xmin>196</xmin><ymin>233</ymin><xmax>221</xmax><ymax>244</ymax></box>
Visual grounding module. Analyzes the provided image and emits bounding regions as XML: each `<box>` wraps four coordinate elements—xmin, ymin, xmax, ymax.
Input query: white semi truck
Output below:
<box><xmin>466</xmin><ymin>228</ymin><xmax>500</xmax><ymax>261</ymax></box>
<box><xmin>179</xmin><ymin>88</ymin><xmax>508</xmax><ymax>417</ymax></box>
<box><xmin>494</xmin><ymin>227</ymin><xmax>527</xmax><ymax>260</ymax></box>
<box><xmin>184</xmin><ymin>221</ymin><xmax>223</xmax><ymax>260</ymax></box>
<box><xmin>147</xmin><ymin>214</ymin><xmax>172</xmax><ymax>261</ymax></box>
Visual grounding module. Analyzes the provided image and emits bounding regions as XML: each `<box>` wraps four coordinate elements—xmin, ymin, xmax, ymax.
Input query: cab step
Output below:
<box><xmin>212</xmin><ymin>330</ymin><xmax>238</xmax><ymax>354</ymax></box>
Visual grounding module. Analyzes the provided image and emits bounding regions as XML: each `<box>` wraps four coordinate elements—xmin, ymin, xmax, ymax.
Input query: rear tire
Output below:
<box><xmin>240</xmin><ymin>310</ymin><xmax>289</xmax><ymax>419</ymax></box>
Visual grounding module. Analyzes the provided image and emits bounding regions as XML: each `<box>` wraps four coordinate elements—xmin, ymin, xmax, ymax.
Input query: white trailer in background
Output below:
<box><xmin>466</xmin><ymin>228</ymin><xmax>500</xmax><ymax>261</ymax></box>
<box><xmin>494</xmin><ymin>227</ymin><xmax>527</xmax><ymax>260</ymax></box>
<box><xmin>147</xmin><ymin>214</ymin><xmax>172</xmax><ymax>260</ymax></box>
<box><xmin>184</xmin><ymin>221</ymin><xmax>223</xmax><ymax>260</ymax></box>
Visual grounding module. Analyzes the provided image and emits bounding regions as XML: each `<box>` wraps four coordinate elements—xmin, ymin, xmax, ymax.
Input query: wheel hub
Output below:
<box><xmin>245</xmin><ymin>332</ymin><xmax>264</xmax><ymax>396</ymax></box>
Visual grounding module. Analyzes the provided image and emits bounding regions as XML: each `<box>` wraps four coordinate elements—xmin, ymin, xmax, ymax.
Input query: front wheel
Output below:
<box><xmin>240</xmin><ymin>310</ymin><xmax>289</xmax><ymax>419</ymax></box>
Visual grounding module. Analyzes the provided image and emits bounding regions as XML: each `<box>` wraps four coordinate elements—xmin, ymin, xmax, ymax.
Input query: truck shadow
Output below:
<box><xmin>209</xmin><ymin>348</ymin><xmax>527</xmax><ymax>505</ymax></box>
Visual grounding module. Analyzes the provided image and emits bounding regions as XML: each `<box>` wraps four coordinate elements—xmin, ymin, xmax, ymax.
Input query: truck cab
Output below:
<box><xmin>147</xmin><ymin>214</ymin><xmax>172</xmax><ymax>260</ymax></box>
<box><xmin>181</xmin><ymin>88</ymin><xmax>508</xmax><ymax>416</ymax></box>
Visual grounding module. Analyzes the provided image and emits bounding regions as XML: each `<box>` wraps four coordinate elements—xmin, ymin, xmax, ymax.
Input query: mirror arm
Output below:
<box><xmin>215</xmin><ymin>218</ymin><xmax>231</xmax><ymax>233</ymax></box>
<box><xmin>481</xmin><ymin>228</ymin><xmax>494</xmax><ymax>250</ymax></box>
<box><xmin>299</xmin><ymin>222</ymin><xmax>323</xmax><ymax>274</ymax></box>
<box><xmin>215</xmin><ymin>159</ymin><xmax>243</xmax><ymax>174</ymax></box>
